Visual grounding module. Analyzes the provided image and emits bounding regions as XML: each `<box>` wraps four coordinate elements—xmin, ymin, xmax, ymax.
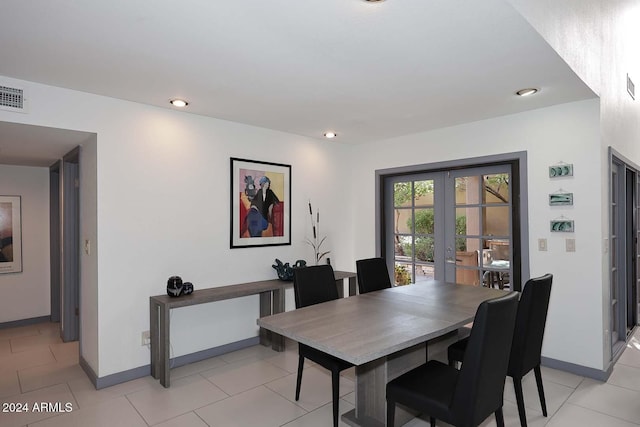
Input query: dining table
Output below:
<box><xmin>257</xmin><ymin>279</ymin><xmax>507</xmax><ymax>427</ymax></box>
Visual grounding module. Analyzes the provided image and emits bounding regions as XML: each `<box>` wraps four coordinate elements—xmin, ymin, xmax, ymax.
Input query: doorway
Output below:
<box><xmin>379</xmin><ymin>154</ymin><xmax>526</xmax><ymax>291</ymax></box>
<box><xmin>49</xmin><ymin>146</ymin><xmax>80</xmax><ymax>342</ymax></box>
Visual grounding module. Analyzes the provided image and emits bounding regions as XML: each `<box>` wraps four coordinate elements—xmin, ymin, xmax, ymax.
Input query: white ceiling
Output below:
<box><xmin>0</xmin><ymin>0</ymin><xmax>595</xmax><ymax>166</ymax></box>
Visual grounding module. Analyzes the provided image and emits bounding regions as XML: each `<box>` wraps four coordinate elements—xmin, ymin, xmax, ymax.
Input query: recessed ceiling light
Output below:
<box><xmin>170</xmin><ymin>99</ymin><xmax>189</xmax><ymax>107</ymax></box>
<box><xmin>364</xmin><ymin>0</ymin><xmax>385</xmax><ymax>2</ymax></box>
<box><xmin>324</xmin><ymin>132</ymin><xmax>337</xmax><ymax>139</ymax></box>
<box><xmin>516</xmin><ymin>88</ymin><xmax>539</xmax><ymax>97</ymax></box>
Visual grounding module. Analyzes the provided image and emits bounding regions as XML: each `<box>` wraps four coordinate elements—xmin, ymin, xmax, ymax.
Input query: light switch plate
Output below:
<box><xmin>566</xmin><ymin>238</ymin><xmax>576</xmax><ymax>252</ymax></box>
<box><xmin>538</xmin><ymin>238</ymin><xmax>547</xmax><ymax>251</ymax></box>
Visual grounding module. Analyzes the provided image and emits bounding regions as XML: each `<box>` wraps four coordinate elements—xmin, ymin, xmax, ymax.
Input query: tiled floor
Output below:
<box><xmin>1</xmin><ymin>323</ymin><xmax>640</xmax><ymax>427</ymax></box>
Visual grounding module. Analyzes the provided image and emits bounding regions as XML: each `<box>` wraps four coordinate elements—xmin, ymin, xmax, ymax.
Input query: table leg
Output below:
<box><xmin>343</xmin><ymin>344</ymin><xmax>424</xmax><ymax>427</ymax></box>
<box><xmin>270</xmin><ymin>288</ymin><xmax>285</xmax><ymax>351</ymax></box>
<box><xmin>149</xmin><ymin>299</ymin><xmax>159</xmax><ymax>379</ymax></box>
<box><xmin>335</xmin><ymin>278</ymin><xmax>345</xmax><ymax>298</ymax></box>
<box><xmin>259</xmin><ymin>291</ymin><xmax>272</xmax><ymax>347</ymax></box>
<box><xmin>159</xmin><ymin>305</ymin><xmax>171</xmax><ymax>387</ymax></box>
<box><xmin>348</xmin><ymin>276</ymin><xmax>357</xmax><ymax>296</ymax></box>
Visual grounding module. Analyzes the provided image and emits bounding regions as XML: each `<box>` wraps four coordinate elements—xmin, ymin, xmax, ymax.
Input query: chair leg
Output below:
<box><xmin>495</xmin><ymin>407</ymin><xmax>505</xmax><ymax>427</ymax></box>
<box><xmin>534</xmin><ymin>365</ymin><xmax>548</xmax><ymax>416</ymax></box>
<box><xmin>332</xmin><ymin>370</ymin><xmax>340</xmax><ymax>427</ymax></box>
<box><xmin>386</xmin><ymin>399</ymin><xmax>395</xmax><ymax>427</ymax></box>
<box><xmin>513</xmin><ymin>377</ymin><xmax>528</xmax><ymax>427</ymax></box>
<box><xmin>430</xmin><ymin>416</ymin><xmax>436</xmax><ymax>427</ymax></box>
<box><xmin>295</xmin><ymin>355</ymin><xmax>304</xmax><ymax>401</ymax></box>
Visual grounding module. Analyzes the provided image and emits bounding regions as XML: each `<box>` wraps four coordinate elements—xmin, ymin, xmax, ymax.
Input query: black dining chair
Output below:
<box><xmin>447</xmin><ymin>273</ymin><xmax>553</xmax><ymax>427</ymax></box>
<box><xmin>293</xmin><ymin>264</ymin><xmax>354</xmax><ymax>427</ymax></box>
<box><xmin>386</xmin><ymin>291</ymin><xmax>519</xmax><ymax>427</ymax></box>
<box><xmin>356</xmin><ymin>257</ymin><xmax>393</xmax><ymax>294</ymax></box>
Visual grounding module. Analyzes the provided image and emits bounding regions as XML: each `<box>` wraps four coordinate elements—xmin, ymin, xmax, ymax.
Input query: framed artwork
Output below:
<box><xmin>550</xmin><ymin>219</ymin><xmax>574</xmax><ymax>232</ymax></box>
<box><xmin>549</xmin><ymin>192</ymin><xmax>574</xmax><ymax>206</ymax></box>
<box><xmin>0</xmin><ymin>195</ymin><xmax>23</xmax><ymax>274</ymax></box>
<box><xmin>230</xmin><ymin>158</ymin><xmax>291</xmax><ymax>248</ymax></box>
<box><xmin>549</xmin><ymin>163</ymin><xmax>573</xmax><ymax>178</ymax></box>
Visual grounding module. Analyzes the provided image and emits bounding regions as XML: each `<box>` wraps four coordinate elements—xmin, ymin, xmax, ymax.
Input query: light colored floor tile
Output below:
<box><xmin>37</xmin><ymin>323</ymin><xmax>62</xmax><ymax>336</ymax></box>
<box><xmin>28</xmin><ymin>396</ymin><xmax>147</xmax><ymax>427</ymax></box>
<box><xmin>616</xmin><ymin>336</ymin><xmax>640</xmax><ymax>369</ymax></box>
<box><xmin>48</xmin><ymin>341</ymin><xmax>78</xmax><ymax>364</ymax></box>
<box><xmin>540</xmin><ymin>365</ymin><xmax>584</xmax><ymax>389</ymax></box>
<box><xmin>0</xmin><ymin>383</ymin><xmax>77</xmax><ymax>427</ymax></box>
<box><xmin>503</xmin><ymin>371</ymin><xmax>573</xmax><ymax>417</ymax></box>
<box><xmin>153</xmin><ymin>411</ymin><xmax>209</xmax><ymax>427</ymax></box>
<box><xmin>342</xmin><ymin>391</ymin><xmax>355</xmax><ymax>406</ymax></box>
<box><xmin>0</xmin><ymin>338</ymin><xmax>11</xmax><ymax>357</ymax></box>
<box><xmin>170</xmin><ymin>356</ymin><xmax>228</xmax><ymax>380</ymax></box>
<box><xmin>0</xmin><ymin>324</ymin><xmax>41</xmax><ymax>341</ymax></box>
<box><xmin>265</xmin><ymin>366</ymin><xmax>355</xmax><ymax>411</ymax></box>
<box><xmin>9</xmin><ymin>333</ymin><xmax>62</xmax><ymax>354</ymax></box>
<box><xmin>0</xmin><ymin>348</ymin><xmax>56</xmax><ymax>374</ymax></box>
<box><xmin>546</xmin><ymin>402</ymin><xmax>639</xmax><ymax>427</ymax></box>
<box><xmin>607</xmin><ymin>363</ymin><xmax>640</xmax><ymax>392</ymax></box>
<box><xmin>126</xmin><ymin>374</ymin><xmax>228</xmax><ymax>425</ymax></box>
<box><xmin>18</xmin><ymin>362</ymin><xmax>88</xmax><ymax>393</ymax></box>
<box><xmin>568</xmin><ymin>378</ymin><xmax>640</xmax><ymax>424</ymax></box>
<box><xmin>264</xmin><ymin>348</ymin><xmax>307</xmax><ymax>373</ymax></box>
<box><xmin>0</xmin><ymin>370</ymin><xmax>21</xmax><ymax>398</ymax></box>
<box><xmin>196</xmin><ymin>385</ymin><xmax>307</xmax><ymax>427</ymax></box>
<box><xmin>67</xmin><ymin>374</ymin><xmax>157</xmax><ymax>409</ymax></box>
<box><xmin>282</xmin><ymin>398</ymin><xmax>355</xmax><ymax>427</ymax></box>
<box><xmin>203</xmin><ymin>359</ymin><xmax>291</xmax><ymax>395</ymax></box>
<box><xmin>218</xmin><ymin>344</ymin><xmax>282</xmax><ymax>364</ymax></box>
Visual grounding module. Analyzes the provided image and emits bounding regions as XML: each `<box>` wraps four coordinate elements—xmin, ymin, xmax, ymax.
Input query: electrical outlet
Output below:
<box><xmin>141</xmin><ymin>330</ymin><xmax>150</xmax><ymax>346</ymax></box>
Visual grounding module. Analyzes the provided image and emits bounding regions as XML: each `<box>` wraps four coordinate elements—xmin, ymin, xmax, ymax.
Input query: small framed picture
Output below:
<box><xmin>549</xmin><ymin>192</ymin><xmax>573</xmax><ymax>206</ymax></box>
<box><xmin>230</xmin><ymin>158</ymin><xmax>291</xmax><ymax>248</ymax></box>
<box><xmin>550</xmin><ymin>219</ymin><xmax>574</xmax><ymax>232</ymax></box>
<box><xmin>549</xmin><ymin>164</ymin><xmax>573</xmax><ymax>178</ymax></box>
<box><xmin>0</xmin><ymin>195</ymin><xmax>23</xmax><ymax>274</ymax></box>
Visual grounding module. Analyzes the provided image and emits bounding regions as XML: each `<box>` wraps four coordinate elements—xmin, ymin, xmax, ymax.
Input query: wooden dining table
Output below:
<box><xmin>257</xmin><ymin>280</ymin><xmax>507</xmax><ymax>426</ymax></box>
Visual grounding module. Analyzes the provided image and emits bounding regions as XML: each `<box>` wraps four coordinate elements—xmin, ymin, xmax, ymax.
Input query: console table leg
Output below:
<box><xmin>150</xmin><ymin>299</ymin><xmax>159</xmax><ymax>379</ymax></box>
<box><xmin>259</xmin><ymin>291</ymin><xmax>272</xmax><ymax>347</ymax></box>
<box><xmin>270</xmin><ymin>288</ymin><xmax>285</xmax><ymax>351</ymax></box>
<box><xmin>348</xmin><ymin>276</ymin><xmax>357</xmax><ymax>296</ymax></box>
<box><xmin>159</xmin><ymin>305</ymin><xmax>171</xmax><ymax>387</ymax></box>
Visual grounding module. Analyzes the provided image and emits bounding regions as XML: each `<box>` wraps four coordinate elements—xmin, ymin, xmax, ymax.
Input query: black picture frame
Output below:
<box><xmin>230</xmin><ymin>158</ymin><xmax>291</xmax><ymax>248</ymax></box>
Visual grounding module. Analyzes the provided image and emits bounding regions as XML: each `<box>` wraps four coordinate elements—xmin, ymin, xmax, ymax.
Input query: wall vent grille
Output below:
<box><xmin>0</xmin><ymin>85</ymin><xmax>27</xmax><ymax>112</ymax></box>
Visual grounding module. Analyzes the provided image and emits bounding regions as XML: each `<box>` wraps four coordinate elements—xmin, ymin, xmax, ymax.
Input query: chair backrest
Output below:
<box><xmin>451</xmin><ymin>291</ymin><xmax>519</xmax><ymax>427</ymax></box>
<box><xmin>508</xmin><ymin>273</ymin><xmax>553</xmax><ymax>377</ymax></box>
<box><xmin>356</xmin><ymin>257</ymin><xmax>392</xmax><ymax>293</ymax></box>
<box><xmin>293</xmin><ymin>264</ymin><xmax>340</xmax><ymax>309</ymax></box>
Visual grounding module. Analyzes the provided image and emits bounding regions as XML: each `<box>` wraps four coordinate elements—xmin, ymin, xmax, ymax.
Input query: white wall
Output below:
<box><xmin>509</xmin><ymin>0</ymin><xmax>640</xmax><ymax>369</ymax></box>
<box><xmin>348</xmin><ymin>99</ymin><xmax>605</xmax><ymax>370</ymax></box>
<box><xmin>0</xmin><ymin>165</ymin><xmax>50</xmax><ymax>323</ymax></box>
<box><xmin>0</xmin><ymin>75</ymin><xmax>352</xmax><ymax>377</ymax></box>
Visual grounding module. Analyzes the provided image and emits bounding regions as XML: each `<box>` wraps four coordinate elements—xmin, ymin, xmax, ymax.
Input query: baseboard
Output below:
<box><xmin>541</xmin><ymin>356</ymin><xmax>612</xmax><ymax>382</ymax></box>
<box><xmin>0</xmin><ymin>315</ymin><xmax>51</xmax><ymax>329</ymax></box>
<box><xmin>87</xmin><ymin>336</ymin><xmax>261</xmax><ymax>390</ymax></box>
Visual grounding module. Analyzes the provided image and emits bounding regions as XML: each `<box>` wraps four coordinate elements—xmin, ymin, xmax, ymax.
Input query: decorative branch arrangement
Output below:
<box><xmin>306</xmin><ymin>200</ymin><xmax>330</xmax><ymax>265</ymax></box>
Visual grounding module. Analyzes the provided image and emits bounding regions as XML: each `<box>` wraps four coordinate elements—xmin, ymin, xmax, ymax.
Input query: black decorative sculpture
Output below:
<box><xmin>272</xmin><ymin>258</ymin><xmax>307</xmax><ymax>281</ymax></box>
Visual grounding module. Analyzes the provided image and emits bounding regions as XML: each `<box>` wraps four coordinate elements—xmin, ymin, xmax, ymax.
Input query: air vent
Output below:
<box><xmin>628</xmin><ymin>74</ymin><xmax>635</xmax><ymax>100</ymax></box>
<box><xmin>0</xmin><ymin>84</ymin><xmax>28</xmax><ymax>113</ymax></box>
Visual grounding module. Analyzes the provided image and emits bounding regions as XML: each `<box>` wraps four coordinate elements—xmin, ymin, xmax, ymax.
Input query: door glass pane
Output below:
<box><xmin>394</xmin><ymin>182</ymin><xmax>413</xmax><ymax>207</ymax></box>
<box><xmin>414</xmin><ymin>180</ymin><xmax>434</xmax><ymax>207</ymax></box>
<box><xmin>485</xmin><ymin>206</ymin><xmax>510</xmax><ymax>236</ymax></box>
<box><xmin>415</xmin><ymin>263</ymin><xmax>434</xmax><ymax>282</ymax></box>
<box><xmin>394</xmin><ymin>261</ymin><xmax>413</xmax><ymax>286</ymax></box>
<box><xmin>414</xmin><ymin>236</ymin><xmax>435</xmax><ymax>262</ymax></box>
<box><xmin>455</xmin><ymin>176</ymin><xmax>481</xmax><ymax>205</ymax></box>
<box><xmin>456</xmin><ymin>207</ymin><xmax>480</xmax><ymax>236</ymax></box>
<box><xmin>395</xmin><ymin>235</ymin><xmax>412</xmax><ymax>259</ymax></box>
<box><xmin>414</xmin><ymin>208</ymin><xmax>434</xmax><ymax>234</ymax></box>
<box><xmin>395</xmin><ymin>208</ymin><xmax>412</xmax><ymax>234</ymax></box>
<box><xmin>483</xmin><ymin>174</ymin><xmax>510</xmax><ymax>203</ymax></box>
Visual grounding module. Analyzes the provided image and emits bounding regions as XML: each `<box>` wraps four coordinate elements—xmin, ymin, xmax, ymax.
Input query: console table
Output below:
<box><xmin>150</xmin><ymin>271</ymin><xmax>356</xmax><ymax>387</ymax></box>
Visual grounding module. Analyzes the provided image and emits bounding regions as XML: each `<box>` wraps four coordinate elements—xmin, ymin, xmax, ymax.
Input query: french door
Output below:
<box><xmin>384</xmin><ymin>164</ymin><xmax>517</xmax><ymax>289</ymax></box>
